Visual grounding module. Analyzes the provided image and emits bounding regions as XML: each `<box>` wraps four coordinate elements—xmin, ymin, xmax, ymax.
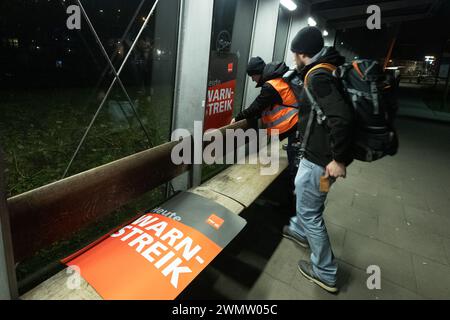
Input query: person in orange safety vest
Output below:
<box><xmin>230</xmin><ymin>56</ymin><xmax>302</xmax><ymax>205</ymax></box>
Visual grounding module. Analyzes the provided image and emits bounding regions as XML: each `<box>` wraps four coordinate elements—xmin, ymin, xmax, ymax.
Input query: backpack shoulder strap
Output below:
<box><xmin>304</xmin><ymin>63</ymin><xmax>337</xmax><ymax>87</ymax></box>
<box><xmin>299</xmin><ymin>63</ymin><xmax>337</xmax><ymax>158</ymax></box>
<box><xmin>303</xmin><ymin>63</ymin><xmax>337</xmax><ymax>123</ymax></box>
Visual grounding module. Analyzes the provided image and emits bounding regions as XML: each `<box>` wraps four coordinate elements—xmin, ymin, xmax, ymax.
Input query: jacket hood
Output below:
<box><xmin>256</xmin><ymin>61</ymin><xmax>289</xmax><ymax>87</ymax></box>
<box><xmin>299</xmin><ymin>46</ymin><xmax>346</xmax><ymax>79</ymax></box>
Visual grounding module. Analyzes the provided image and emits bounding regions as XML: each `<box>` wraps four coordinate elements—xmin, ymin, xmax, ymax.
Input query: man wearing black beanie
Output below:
<box><xmin>246</xmin><ymin>56</ymin><xmax>266</xmax><ymax>81</ymax></box>
<box><xmin>231</xmin><ymin>57</ymin><xmax>300</xmax><ymax>192</ymax></box>
<box><xmin>282</xmin><ymin>26</ymin><xmax>354</xmax><ymax>293</ymax></box>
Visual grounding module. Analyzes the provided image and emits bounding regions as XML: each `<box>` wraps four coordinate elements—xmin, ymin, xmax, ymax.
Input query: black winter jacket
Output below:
<box><xmin>235</xmin><ymin>62</ymin><xmax>289</xmax><ymax>121</ymax></box>
<box><xmin>296</xmin><ymin>47</ymin><xmax>354</xmax><ymax>167</ymax></box>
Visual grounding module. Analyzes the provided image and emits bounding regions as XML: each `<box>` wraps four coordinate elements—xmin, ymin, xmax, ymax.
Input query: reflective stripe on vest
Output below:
<box><xmin>264</xmin><ymin>108</ymin><xmax>298</xmax><ymax>129</ymax></box>
<box><xmin>262</xmin><ymin>78</ymin><xmax>299</xmax><ymax>135</ymax></box>
<box><xmin>262</xmin><ymin>102</ymin><xmax>300</xmax><ymax>117</ymax></box>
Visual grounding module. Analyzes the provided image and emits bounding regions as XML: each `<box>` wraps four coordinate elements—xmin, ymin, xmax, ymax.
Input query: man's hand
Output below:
<box><xmin>325</xmin><ymin>160</ymin><xmax>346</xmax><ymax>179</ymax></box>
<box><xmin>230</xmin><ymin>118</ymin><xmax>236</xmax><ymax>125</ymax></box>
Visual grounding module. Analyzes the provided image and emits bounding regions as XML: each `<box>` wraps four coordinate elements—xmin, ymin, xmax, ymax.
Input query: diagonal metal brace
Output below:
<box><xmin>63</xmin><ymin>0</ymin><xmax>160</xmax><ymax>178</ymax></box>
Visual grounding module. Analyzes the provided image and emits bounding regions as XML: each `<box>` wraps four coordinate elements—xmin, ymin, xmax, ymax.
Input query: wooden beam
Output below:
<box><xmin>7</xmin><ymin>140</ymin><xmax>189</xmax><ymax>263</ymax></box>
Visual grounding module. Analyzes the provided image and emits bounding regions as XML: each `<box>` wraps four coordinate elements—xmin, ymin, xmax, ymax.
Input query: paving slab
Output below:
<box><xmin>404</xmin><ymin>205</ymin><xmax>450</xmax><ymax>239</ymax></box>
<box><xmin>412</xmin><ymin>255</ymin><xmax>450</xmax><ymax>299</ymax></box>
<box><xmin>247</xmin><ymin>272</ymin><xmax>313</xmax><ymax>300</ymax></box>
<box><xmin>324</xmin><ymin>202</ymin><xmax>379</xmax><ymax>238</ymax></box>
<box><xmin>263</xmin><ymin>239</ymin><xmax>309</xmax><ymax>285</ymax></box>
<box><xmin>341</xmin><ymin>231</ymin><xmax>417</xmax><ymax>292</ymax></box>
<box><xmin>375</xmin><ymin>222</ymin><xmax>449</xmax><ymax>265</ymax></box>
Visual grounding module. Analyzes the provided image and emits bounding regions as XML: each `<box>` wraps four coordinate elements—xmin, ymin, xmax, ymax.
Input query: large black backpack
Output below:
<box><xmin>302</xmin><ymin>60</ymin><xmax>399</xmax><ymax>162</ymax></box>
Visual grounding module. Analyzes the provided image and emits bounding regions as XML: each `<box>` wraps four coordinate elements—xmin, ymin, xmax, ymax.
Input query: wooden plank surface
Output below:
<box><xmin>8</xmin><ymin>140</ymin><xmax>191</xmax><ymax>263</ymax></box>
<box><xmin>189</xmin><ymin>187</ymin><xmax>245</xmax><ymax>214</ymax></box>
<box><xmin>20</xmin><ymin>268</ymin><xmax>102</xmax><ymax>300</ymax></box>
<box><xmin>200</xmin><ymin>141</ymin><xmax>288</xmax><ymax>207</ymax></box>
<box><xmin>21</xmin><ymin>138</ymin><xmax>288</xmax><ymax>300</ymax></box>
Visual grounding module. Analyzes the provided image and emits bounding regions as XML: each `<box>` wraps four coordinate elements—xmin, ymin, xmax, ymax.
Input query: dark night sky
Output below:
<box><xmin>393</xmin><ymin>11</ymin><xmax>450</xmax><ymax>60</ymax></box>
<box><xmin>387</xmin><ymin>0</ymin><xmax>450</xmax><ymax>60</ymax></box>
<box><xmin>328</xmin><ymin>1</ymin><xmax>450</xmax><ymax>61</ymax></box>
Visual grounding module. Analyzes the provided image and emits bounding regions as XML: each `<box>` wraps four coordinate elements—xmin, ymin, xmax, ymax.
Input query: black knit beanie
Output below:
<box><xmin>246</xmin><ymin>56</ymin><xmax>266</xmax><ymax>76</ymax></box>
<box><xmin>290</xmin><ymin>26</ymin><xmax>324</xmax><ymax>57</ymax></box>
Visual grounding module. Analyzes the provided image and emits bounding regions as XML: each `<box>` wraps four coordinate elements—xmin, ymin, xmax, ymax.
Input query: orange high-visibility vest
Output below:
<box><xmin>261</xmin><ymin>78</ymin><xmax>299</xmax><ymax>135</ymax></box>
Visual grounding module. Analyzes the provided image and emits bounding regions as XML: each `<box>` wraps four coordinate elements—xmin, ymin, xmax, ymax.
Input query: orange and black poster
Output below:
<box><xmin>204</xmin><ymin>52</ymin><xmax>238</xmax><ymax>131</ymax></box>
<box><xmin>63</xmin><ymin>192</ymin><xmax>246</xmax><ymax>300</ymax></box>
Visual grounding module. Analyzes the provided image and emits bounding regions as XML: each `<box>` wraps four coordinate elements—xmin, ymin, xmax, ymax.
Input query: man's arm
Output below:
<box><xmin>234</xmin><ymin>84</ymin><xmax>282</xmax><ymax>121</ymax></box>
<box><xmin>308</xmin><ymin>73</ymin><xmax>354</xmax><ymax>165</ymax></box>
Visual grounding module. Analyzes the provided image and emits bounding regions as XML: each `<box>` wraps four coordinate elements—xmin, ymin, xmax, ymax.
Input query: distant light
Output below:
<box><xmin>323</xmin><ymin>30</ymin><xmax>329</xmax><ymax>37</ymax></box>
<box><xmin>280</xmin><ymin>0</ymin><xmax>297</xmax><ymax>11</ymax></box>
<box><xmin>36</xmin><ymin>46</ymin><xmax>40</xmax><ymax>50</ymax></box>
<box><xmin>99</xmin><ymin>9</ymin><xmax>104</xmax><ymax>13</ymax></box>
<box><xmin>340</xmin><ymin>42</ymin><xmax>344</xmax><ymax>45</ymax></box>
<box><xmin>156</xmin><ymin>49</ymin><xmax>162</xmax><ymax>56</ymax></box>
<box><xmin>308</xmin><ymin>17</ymin><xmax>317</xmax><ymax>27</ymax></box>
<box><xmin>425</xmin><ymin>56</ymin><xmax>435</xmax><ymax>64</ymax></box>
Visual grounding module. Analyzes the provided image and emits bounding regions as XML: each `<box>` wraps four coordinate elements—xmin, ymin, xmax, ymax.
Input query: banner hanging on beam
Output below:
<box><xmin>63</xmin><ymin>192</ymin><xmax>246</xmax><ymax>300</ymax></box>
<box><xmin>204</xmin><ymin>52</ymin><xmax>238</xmax><ymax>131</ymax></box>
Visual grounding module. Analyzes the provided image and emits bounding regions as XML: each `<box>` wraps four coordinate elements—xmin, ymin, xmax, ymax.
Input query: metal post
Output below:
<box><xmin>170</xmin><ymin>0</ymin><xmax>215</xmax><ymax>191</ymax></box>
<box><xmin>0</xmin><ymin>147</ymin><xmax>18</xmax><ymax>299</ymax></box>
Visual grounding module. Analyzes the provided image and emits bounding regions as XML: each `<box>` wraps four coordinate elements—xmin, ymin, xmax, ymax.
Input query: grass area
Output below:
<box><xmin>0</xmin><ymin>85</ymin><xmax>174</xmax><ymax>287</ymax></box>
<box><xmin>0</xmin><ymin>86</ymin><xmax>173</xmax><ymax>198</ymax></box>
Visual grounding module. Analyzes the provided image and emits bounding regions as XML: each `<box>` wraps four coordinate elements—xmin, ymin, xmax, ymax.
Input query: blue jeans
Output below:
<box><xmin>289</xmin><ymin>158</ymin><xmax>337</xmax><ymax>285</ymax></box>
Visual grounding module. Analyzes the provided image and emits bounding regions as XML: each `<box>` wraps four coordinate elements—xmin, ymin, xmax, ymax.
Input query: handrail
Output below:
<box><xmin>6</xmin><ymin>120</ymin><xmax>250</xmax><ymax>263</ymax></box>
